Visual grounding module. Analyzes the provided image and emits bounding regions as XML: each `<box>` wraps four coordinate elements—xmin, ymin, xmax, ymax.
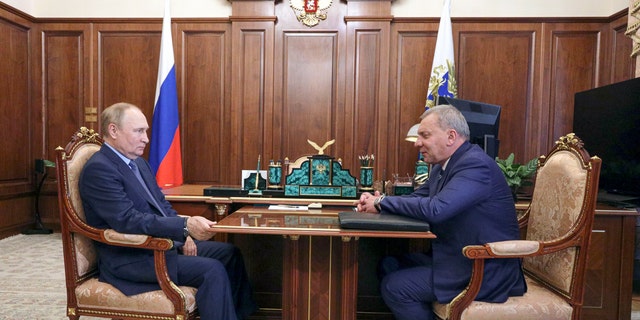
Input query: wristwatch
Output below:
<box><xmin>183</xmin><ymin>217</ymin><xmax>190</xmax><ymax>238</ymax></box>
<box><xmin>373</xmin><ymin>195</ymin><xmax>385</xmax><ymax>212</ymax></box>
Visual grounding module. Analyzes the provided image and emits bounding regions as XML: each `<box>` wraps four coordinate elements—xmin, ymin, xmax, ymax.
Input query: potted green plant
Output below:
<box><xmin>495</xmin><ymin>153</ymin><xmax>538</xmax><ymax>201</ymax></box>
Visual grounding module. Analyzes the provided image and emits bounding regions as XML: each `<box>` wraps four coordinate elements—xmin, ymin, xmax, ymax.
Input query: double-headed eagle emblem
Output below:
<box><xmin>290</xmin><ymin>0</ymin><xmax>333</xmax><ymax>27</ymax></box>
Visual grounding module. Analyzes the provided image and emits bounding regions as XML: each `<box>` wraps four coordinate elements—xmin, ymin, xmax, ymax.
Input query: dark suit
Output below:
<box><xmin>79</xmin><ymin>145</ymin><xmax>255</xmax><ymax>320</ymax></box>
<box><xmin>378</xmin><ymin>142</ymin><xmax>526</xmax><ymax>320</ymax></box>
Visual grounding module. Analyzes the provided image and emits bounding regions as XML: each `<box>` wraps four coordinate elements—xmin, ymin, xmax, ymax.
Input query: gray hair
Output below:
<box><xmin>101</xmin><ymin>102</ymin><xmax>140</xmax><ymax>137</ymax></box>
<box><xmin>423</xmin><ymin>104</ymin><xmax>470</xmax><ymax>140</ymax></box>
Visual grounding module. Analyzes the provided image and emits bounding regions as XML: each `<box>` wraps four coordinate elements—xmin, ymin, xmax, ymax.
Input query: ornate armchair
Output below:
<box><xmin>55</xmin><ymin>127</ymin><xmax>198</xmax><ymax>320</ymax></box>
<box><xmin>433</xmin><ymin>133</ymin><xmax>602</xmax><ymax>320</ymax></box>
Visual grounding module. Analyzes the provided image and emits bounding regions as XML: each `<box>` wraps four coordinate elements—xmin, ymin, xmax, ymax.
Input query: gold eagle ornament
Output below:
<box><xmin>290</xmin><ymin>0</ymin><xmax>333</xmax><ymax>27</ymax></box>
<box><xmin>307</xmin><ymin>139</ymin><xmax>335</xmax><ymax>155</ymax></box>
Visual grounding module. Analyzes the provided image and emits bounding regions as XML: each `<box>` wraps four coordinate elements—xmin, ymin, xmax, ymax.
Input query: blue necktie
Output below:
<box><xmin>129</xmin><ymin>161</ymin><xmax>166</xmax><ymax>216</ymax></box>
<box><xmin>436</xmin><ymin>170</ymin><xmax>445</xmax><ymax>193</ymax></box>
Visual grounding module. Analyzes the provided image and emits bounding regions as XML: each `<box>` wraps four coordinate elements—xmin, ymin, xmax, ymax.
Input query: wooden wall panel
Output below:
<box><xmin>611</xmin><ymin>15</ymin><xmax>636</xmax><ymax>83</ymax></box>
<box><xmin>37</xmin><ymin>24</ymin><xmax>91</xmax><ymax>226</ymax></box>
<box><xmin>0</xmin><ymin>1</ymin><xmax>635</xmax><ymax>235</ymax></box>
<box><xmin>179</xmin><ymin>24</ymin><xmax>230</xmax><ymax>184</ymax></box>
<box><xmin>41</xmin><ymin>27</ymin><xmax>89</xmax><ymax>158</ymax></box>
<box><xmin>353</xmin><ymin>30</ymin><xmax>381</xmax><ymax>156</ymax></box>
<box><xmin>0</xmin><ymin>9</ymin><xmax>35</xmax><ymax>237</ymax></box>
<box><xmin>545</xmin><ymin>25</ymin><xmax>602</xmax><ymax>147</ymax></box>
<box><xmin>0</xmin><ymin>16</ymin><xmax>31</xmax><ymax>194</ymax></box>
<box><xmin>96</xmin><ymin>23</ymin><xmax>161</xmax><ymax>144</ymax></box>
<box><xmin>348</xmin><ymin>23</ymin><xmax>390</xmax><ymax>179</ymax></box>
<box><xmin>281</xmin><ymin>32</ymin><xmax>338</xmax><ymax>159</ymax></box>
<box><xmin>389</xmin><ymin>23</ymin><xmax>437</xmax><ymax>177</ymax></box>
<box><xmin>230</xmin><ymin>23</ymin><xmax>273</xmax><ymax>184</ymax></box>
<box><xmin>457</xmin><ymin>27</ymin><xmax>537</xmax><ymax>162</ymax></box>
<box><xmin>272</xmin><ymin>0</ymin><xmax>348</xmax><ymax>171</ymax></box>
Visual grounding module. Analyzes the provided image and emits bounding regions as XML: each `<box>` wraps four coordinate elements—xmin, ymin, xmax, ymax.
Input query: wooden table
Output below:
<box><xmin>164</xmin><ymin>185</ymin><xmax>639</xmax><ymax>320</ymax></box>
<box><xmin>212</xmin><ymin>205</ymin><xmax>435</xmax><ymax>320</ymax></box>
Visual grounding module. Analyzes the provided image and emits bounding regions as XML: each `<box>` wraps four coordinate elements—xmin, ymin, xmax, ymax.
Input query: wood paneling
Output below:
<box><xmin>35</xmin><ymin>24</ymin><xmax>92</xmax><ymax>227</ymax></box>
<box><xmin>179</xmin><ymin>23</ymin><xmax>230</xmax><ymax>184</ymax></box>
<box><xmin>96</xmin><ymin>23</ymin><xmax>161</xmax><ymax>129</ymax></box>
<box><xmin>348</xmin><ymin>20</ymin><xmax>390</xmax><ymax>179</ymax></box>
<box><xmin>389</xmin><ymin>23</ymin><xmax>437</xmax><ymax>176</ymax></box>
<box><xmin>0</xmin><ymin>9</ymin><xmax>34</xmax><ymax>236</ymax></box>
<box><xmin>40</xmin><ymin>25</ymin><xmax>90</xmax><ymax>157</ymax></box>
<box><xmin>230</xmin><ymin>20</ymin><xmax>274</xmax><ymax>184</ymax></box>
<box><xmin>457</xmin><ymin>26</ymin><xmax>537</xmax><ymax>162</ymax></box>
<box><xmin>611</xmin><ymin>15</ymin><xmax>636</xmax><ymax>83</ymax></box>
<box><xmin>545</xmin><ymin>24</ymin><xmax>603</xmax><ymax>147</ymax></box>
<box><xmin>0</xmin><ymin>15</ymin><xmax>32</xmax><ymax>194</ymax></box>
<box><xmin>272</xmin><ymin>0</ymin><xmax>348</xmax><ymax>171</ymax></box>
<box><xmin>0</xmin><ymin>3</ymin><xmax>635</xmax><ymax>237</ymax></box>
<box><xmin>281</xmin><ymin>32</ymin><xmax>338</xmax><ymax>154</ymax></box>
<box><xmin>582</xmin><ymin>212</ymin><xmax>637</xmax><ymax>319</ymax></box>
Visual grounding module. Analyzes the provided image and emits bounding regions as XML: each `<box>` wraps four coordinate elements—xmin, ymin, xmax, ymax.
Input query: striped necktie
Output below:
<box><xmin>129</xmin><ymin>161</ymin><xmax>166</xmax><ymax>216</ymax></box>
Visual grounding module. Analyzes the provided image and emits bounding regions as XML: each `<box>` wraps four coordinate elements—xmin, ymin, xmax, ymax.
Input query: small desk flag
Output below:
<box><xmin>149</xmin><ymin>0</ymin><xmax>183</xmax><ymax>188</ymax></box>
<box><xmin>425</xmin><ymin>0</ymin><xmax>457</xmax><ymax>109</ymax></box>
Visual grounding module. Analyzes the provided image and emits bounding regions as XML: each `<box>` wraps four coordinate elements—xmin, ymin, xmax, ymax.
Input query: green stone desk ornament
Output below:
<box><xmin>268</xmin><ymin>159</ymin><xmax>283</xmax><ymax>189</ymax></box>
<box><xmin>359</xmin><ymin>154</ymin><xmax>375</xmax><ymax>192</ymax></box>
<box><xmin>284</xmin><ymin>139</ymin><xmax>358</xmax><ymax>198</ymax></box>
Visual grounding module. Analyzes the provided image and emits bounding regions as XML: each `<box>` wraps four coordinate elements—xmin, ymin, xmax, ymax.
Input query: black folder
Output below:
<box><xmin>338</xmin><ymin>212</ymin><xmax>430</xmax><ymax>232</ymax></box>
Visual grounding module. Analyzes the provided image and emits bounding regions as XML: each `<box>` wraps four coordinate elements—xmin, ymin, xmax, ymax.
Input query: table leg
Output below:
<box><xmin>281</xmin><ymin>235</ymin><xmax>359</xmax><ymax>320</ymax></box>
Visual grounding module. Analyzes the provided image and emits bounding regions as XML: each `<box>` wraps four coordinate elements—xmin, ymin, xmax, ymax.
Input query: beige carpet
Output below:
<box><xmin>0</xmin><ymin>233</ymin><xmax>101</xmax><ymax>320</ymax></box>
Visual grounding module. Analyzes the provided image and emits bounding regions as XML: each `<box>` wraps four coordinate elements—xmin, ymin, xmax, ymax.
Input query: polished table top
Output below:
<box><xmin>210</xmin><ymin>205</ymin><xmax>436</xmax><ymax>239</ymax></box>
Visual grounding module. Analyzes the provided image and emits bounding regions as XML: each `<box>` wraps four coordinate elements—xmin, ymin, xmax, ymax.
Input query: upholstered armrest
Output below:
<box><xmin>463</xmin><ymin>240</ymin><xmax>540</xmax><ymax>259</ymax></box>
<box><xmin>100</xmin><ymin>229</ymin><xmax>174</xmax><ymax>251</ymax></box>
<box><xmin>444</xmin><ymin>240</ymin><xmax>542</xmax><ymax>317</ymax></box>
<box><xmin>98</xmin><ymin>229</ymin><xmax>182</xmax><ymax>308</ymax></box>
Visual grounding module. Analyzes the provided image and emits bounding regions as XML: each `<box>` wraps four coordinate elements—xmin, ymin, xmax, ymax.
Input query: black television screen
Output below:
<box><xmin>573</xmin><ymin>77</ymin><xmax>640</xmax><ymax>202</ymax></box>
<box><xmin>439</xmin><ymin>96</ymin><xmax>501</xmax><ymax>160</ymax></box>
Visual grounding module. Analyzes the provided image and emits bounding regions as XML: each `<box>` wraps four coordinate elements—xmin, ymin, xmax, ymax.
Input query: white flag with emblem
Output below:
<box><xmin>425</xmin><ymin>0</ymin><xmax>457</xmax><ymax>109</ymax></box>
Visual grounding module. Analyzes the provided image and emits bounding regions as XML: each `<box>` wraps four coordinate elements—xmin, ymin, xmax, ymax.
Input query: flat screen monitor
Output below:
<box><xmin>439</xmin><ymin>96</ymin><xmax>501</xmax><ymax>160</ymax></box>
<box><xmin>573</xmin><ymin>77</ymin><xmax>640</xmax><ymax>206</ymax></box>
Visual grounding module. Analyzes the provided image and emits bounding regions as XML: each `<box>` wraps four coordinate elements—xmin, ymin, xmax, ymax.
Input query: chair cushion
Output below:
<box><xmin>433</xmin><ymin>276</ymin><xmax>573</xmax><ymax>320</ymax></box>
<box><xmin>76</xmin><ymin>278</ymin><xmax>197</xmax><ymax>314</ymax></box>
<box><xmin>67</xmin><ymin>143</ymin><xmax>101</xmax><ymax>278</ymax></box>
<box><xmin>524</xmin><ymin>150</ymin><xmax>587</xmax><ymax>294</ymax></box>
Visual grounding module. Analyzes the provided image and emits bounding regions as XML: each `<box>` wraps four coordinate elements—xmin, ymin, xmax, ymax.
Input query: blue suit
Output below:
<box><xmin>378</xmin><ymin>142</ymin><xmax>526</xmax><ymax>319</ymax></box>
<box><xmin>79</xmin><ymin>145</ymin><xmax>256</xmax><ymax>320</ymax></box>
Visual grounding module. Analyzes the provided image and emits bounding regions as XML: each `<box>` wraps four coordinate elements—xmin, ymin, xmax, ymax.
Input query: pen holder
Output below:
<box><xmin>268</xmin><ymin>163</ymin><xmax>283</xmax><ymax>189</ymax></box>
<box><xmin>359</xmin><ymin>166</ymin><xmax>374</xmax><ymax>191</ymax></box>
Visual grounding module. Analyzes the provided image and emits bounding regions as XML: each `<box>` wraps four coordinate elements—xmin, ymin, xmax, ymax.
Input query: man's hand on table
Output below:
<box><xmin>354</xmin><ymin>191</ymin><xmax>382</xmax><ymax>213</ymax></box>
<box><xmin>186</xmin><ymin>216</ymin><xmax>217</xmax><ymax>241</ymax></box>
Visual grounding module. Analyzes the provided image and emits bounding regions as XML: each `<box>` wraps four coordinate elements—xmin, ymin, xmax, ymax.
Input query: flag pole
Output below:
<box><xmin>149</xmin><ymin>0</ymin><xmax>184</xmax><ymax>188</ymax></box>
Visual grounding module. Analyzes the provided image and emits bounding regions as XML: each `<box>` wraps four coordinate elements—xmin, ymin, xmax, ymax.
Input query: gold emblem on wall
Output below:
<box><xmin>290</xmin><ymin>0</ymin><xmax>333</xmax><ymax>27</ymax></box>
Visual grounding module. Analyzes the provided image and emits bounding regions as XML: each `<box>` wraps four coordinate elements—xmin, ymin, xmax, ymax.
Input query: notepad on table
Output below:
<box><xmin>338</xmin><ymin>212</ymin><xmax>430</xmax><ymax>232</ymax></box>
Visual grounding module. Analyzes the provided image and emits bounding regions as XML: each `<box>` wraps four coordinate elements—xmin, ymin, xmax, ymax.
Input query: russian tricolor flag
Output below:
<box><xmin>425</xmin><ymin>0</ymin><xmax>457</xmax><ymax>109</ymax></box>
<box><xmin>149</xmin><ymin>0</ymin><xmax>183</xmax><ymax>188</ymax></box>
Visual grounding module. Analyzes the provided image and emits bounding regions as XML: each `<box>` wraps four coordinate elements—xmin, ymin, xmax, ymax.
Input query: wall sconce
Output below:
<box><xmin>405</xmin><ymin>109</ymin><xmax>429</xmax><ymax>143</ymax></box>
<box><xmin>405</xmin><ymin>123</ymin><xmax>420</xmax><ymax>142</ymax></box>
